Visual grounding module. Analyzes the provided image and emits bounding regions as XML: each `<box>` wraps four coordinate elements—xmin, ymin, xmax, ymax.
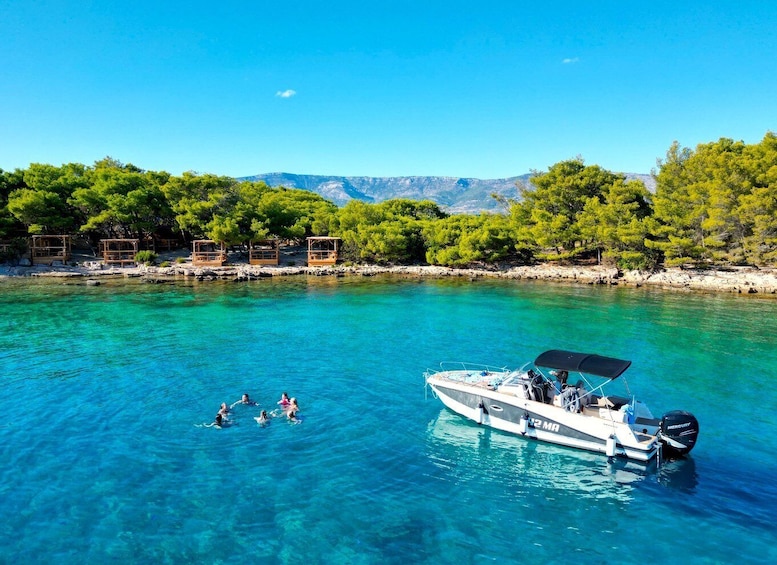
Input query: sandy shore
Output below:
<box><xmin>2</xmin><ymin>255</ymin><xmax>777</xmax><ymax>296</ymax></box>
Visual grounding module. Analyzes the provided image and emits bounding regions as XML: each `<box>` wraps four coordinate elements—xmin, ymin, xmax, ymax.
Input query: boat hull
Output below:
<box><xmin>428</xmin><ymin>377</ymin><xmax>658</xmax><ymax>462</ymax></box>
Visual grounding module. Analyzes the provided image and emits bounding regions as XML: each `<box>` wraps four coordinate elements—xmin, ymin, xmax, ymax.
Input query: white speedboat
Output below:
<box><xmin>424</xmin><ymin>349</ymin><xmax>699</xmax><ymax>462</ymax></box>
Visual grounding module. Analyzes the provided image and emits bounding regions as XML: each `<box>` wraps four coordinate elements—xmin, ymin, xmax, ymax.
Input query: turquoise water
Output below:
<box><xmin>1</xmin><ymin>276</ymin><xmax>776</xmax><ymax>564</ymax></box>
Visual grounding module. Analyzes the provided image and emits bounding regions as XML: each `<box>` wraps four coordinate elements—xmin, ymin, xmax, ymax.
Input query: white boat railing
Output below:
<box><xmin>430</xmin><ymin>362</ymin><xmax>511</xmax><ymax>375</ymax></box>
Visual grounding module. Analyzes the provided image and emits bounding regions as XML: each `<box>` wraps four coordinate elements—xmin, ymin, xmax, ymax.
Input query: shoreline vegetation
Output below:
<box><xmin>3</xmin><ymin>251</ymin><xmax>777</xmax><ymax>295</ymax></box>
<box><xmin>3</xmin><ymin>136</ymin><xmax>777</xmax><ymax>288</ymax></box>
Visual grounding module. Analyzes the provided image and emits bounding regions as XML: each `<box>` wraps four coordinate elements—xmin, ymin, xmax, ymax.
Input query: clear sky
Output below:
<box><xmin>2</xmin><ymin>1</ymin><xmax>775</xmax><ymax>179</ymax></box>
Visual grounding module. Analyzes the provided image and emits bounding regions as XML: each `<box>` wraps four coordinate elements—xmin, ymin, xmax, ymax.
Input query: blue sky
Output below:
<box><xmin>2</xmin><ymin>1</ymin><xmax>775</xmax><ymax>179</ymax></box>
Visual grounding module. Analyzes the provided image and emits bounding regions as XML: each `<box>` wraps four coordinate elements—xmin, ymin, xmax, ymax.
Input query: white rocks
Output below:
<box><xmin>3</xmin><ymin>259</ymin><xmax>777</xmax><ymax>295</ymax></box>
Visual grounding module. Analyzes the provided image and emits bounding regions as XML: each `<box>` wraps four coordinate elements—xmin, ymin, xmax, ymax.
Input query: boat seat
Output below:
<box><xmin>521</xmin><ymin>373</ymin><xmax>547</xmax><ymax>403</ymax></box>
<box><xmin>558</xmin><ymin>387</ymin><xmax>581</xmax><ymax>412</ymax></box>
<box><xmin>634</xmin><ymin>416</ymin><xmax>660</xmax><ymax>427</ymax></box>
<box><xmin>597</xmin><ymin>395</ymin><xmax>630</xmax><ymax>410</ymax></box>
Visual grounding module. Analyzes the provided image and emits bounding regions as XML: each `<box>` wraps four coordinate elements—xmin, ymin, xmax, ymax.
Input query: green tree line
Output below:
<box><xmin>1</xmin><ymin>133</ymin><xmax>776</xmax><ymax>269</ymax></box>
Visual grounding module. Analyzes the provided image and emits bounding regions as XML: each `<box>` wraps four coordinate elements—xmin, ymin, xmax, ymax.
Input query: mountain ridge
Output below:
<box><xmin>239</xmin><ymin>172</ymin><xmax>655</xmax><ymax>213</ymax></box>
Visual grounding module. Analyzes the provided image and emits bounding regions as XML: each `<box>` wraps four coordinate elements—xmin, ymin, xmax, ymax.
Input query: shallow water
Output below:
<box><xmin>1</xmin><ymin>276</ymin><xmax>776</xmax><ymax>564</ymax></box>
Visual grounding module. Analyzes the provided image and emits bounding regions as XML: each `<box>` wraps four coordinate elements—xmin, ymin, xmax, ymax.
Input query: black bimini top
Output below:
<box><xmin>534</xmin><ymin>350</ymin><xmax>632</xmax><ymax>379</ymax></box>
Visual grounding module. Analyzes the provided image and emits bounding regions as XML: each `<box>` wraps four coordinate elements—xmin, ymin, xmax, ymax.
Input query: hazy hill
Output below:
<box><xmin>239</xmin><ymin>172</ymin><xmax>655</xmax><ymax>213</ymax></box>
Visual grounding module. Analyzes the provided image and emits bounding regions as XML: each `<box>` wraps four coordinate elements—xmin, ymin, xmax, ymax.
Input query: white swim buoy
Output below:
<box><xmin>605</xmin><ymin>435</ymin><xmax>617</xmax><ymax>457</ymax></box>
<box><xmin>519</xmin><ymin>414</ymin><xmax>528</xmax><ymax>435</ymax></box>
<box><xmin>476</xmin><ymin>402</ymin><xmax>484</xmax><ymax>425</ymax></box>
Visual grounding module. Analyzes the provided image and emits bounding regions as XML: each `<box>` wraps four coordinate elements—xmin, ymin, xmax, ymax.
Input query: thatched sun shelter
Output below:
<box><xmin>307</xmin><ymin>236</ymin><xmax>340</xmax><ymax>266</ymax></box>
<box><xmin>192</xmin><ymin>240</ymin><xmax>227</xmax><ymax>267</ymax></box>
<box><xmin>30</xmin><ymin>235</ymin><xmax>71</xmax><ymax>265</ymax></box>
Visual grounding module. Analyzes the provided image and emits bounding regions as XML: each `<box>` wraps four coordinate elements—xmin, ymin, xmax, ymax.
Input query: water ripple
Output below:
<box><xmin>1</xmin><ymin>278</ymin><xmax>776</xmax><ymax>563</ymax></box>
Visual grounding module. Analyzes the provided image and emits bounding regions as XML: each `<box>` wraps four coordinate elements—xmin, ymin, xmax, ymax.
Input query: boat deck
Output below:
<box><xmin>431</xmin><ymin>369</ymin><xmax>511</xmax><ymax>390</ymax></box>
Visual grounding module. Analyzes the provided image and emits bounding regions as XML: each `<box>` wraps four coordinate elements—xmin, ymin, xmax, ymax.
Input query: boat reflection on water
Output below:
<box><xmin>426</xmin><ymin>409</ymin><xmax>697</xmax><ymax>501</ymax></box>
<box><xmin>657</xmin><ymin>456</ymin><xmax>698</xmax><ymax>492</ymax></box>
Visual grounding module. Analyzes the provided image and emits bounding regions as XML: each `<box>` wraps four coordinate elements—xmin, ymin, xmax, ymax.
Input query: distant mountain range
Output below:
<box><xmin>239</xmin><ymin>172</ymin><xmax>655</xmax><ymax>214</ymax></box>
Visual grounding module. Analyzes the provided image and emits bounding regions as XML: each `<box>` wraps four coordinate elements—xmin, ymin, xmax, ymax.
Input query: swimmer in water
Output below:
<box><xmin>254</xmin><ymin>410</ymin><xmax>270</xmax><ymax>425</ymax></box>
<box><xmin>204</xmin><ymin>413</ymin><xmax>224</xmax><ymax>428</ymax></box>
<box><xmin>231</xmin><ymin>393</ymin><xmax>257</xmax><ymax>408</ymax></box>
<box><xmin>277</xmin><ymin>392</ymin><xmax>290</xmax><ymax>407</ymax></box>
<box><xmin>285</xmin><ymin>398</ymin><xmax>302</xmax><ymax>423</ymax></box>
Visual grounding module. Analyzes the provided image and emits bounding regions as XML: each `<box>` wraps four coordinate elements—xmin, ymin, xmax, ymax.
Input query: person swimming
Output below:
<box><xmin>277</xmin><ymin>392</ymin><xmax>290</xmax><ymax>407</ymax></box>
<box><xmin>254</xmin><ymin>410</ymin><xmax>270</xmax><ymax>425</ymax></box>
<box><xmin>284</xmin><ymin>398</ymin><xmax>302</xmax><ymax>423</ymax></box>
<box><xmin>231</xmin><ymin>393</ymin><xmax>257</xmax><ymax>408</ymax></box>
<box><xmin>203</xmin><ymin>412</ymin><xmax>224</xmax><ymax>428</ymax></box>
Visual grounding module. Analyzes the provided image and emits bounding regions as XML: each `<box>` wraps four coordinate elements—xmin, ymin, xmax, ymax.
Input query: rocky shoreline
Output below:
<box><xmin>2</xmin><ymin>259</ymin><xmax>777</xmax><ymax>296</ymax></box>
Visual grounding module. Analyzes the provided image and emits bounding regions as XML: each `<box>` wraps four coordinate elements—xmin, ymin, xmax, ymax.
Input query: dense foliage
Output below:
<box><xmin>1</xmin><ymin>132</ymin><xmax>775</xmax><ymax>269</ymax></box>
<box><xmin>651</xmin><ymin>135</ymin><xmax>777</xmax><ymax>266</ymax></box>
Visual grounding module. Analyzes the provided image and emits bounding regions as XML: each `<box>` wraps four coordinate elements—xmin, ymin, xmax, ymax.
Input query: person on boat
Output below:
<box><xmin>254</xmin><ymin>410</ymin><xmax>270</xmax><ymax>425</ymax></box>
<box><xmin>277</xmin><ymin>392</ymin><xmax>291</xmax><ymax>407</ymax></box>
<box><xmin>231</xmin><ymin>393</ymin><xmax>257</xmax><ymax>408</ymax></box>
<box><xmin>551</xmin><ymin>370</ymin><xmax>568</xmax><ymax>394</ymax></box>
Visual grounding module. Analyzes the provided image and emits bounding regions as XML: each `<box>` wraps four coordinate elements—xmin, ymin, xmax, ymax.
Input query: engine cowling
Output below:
<box><xmin>659</xmin><ymin>410</ymin><xmax>699</xmax><ymax>457</ymax></box>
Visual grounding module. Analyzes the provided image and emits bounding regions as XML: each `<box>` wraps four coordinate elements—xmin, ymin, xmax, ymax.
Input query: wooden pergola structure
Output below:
<box><xmin>192</xmin><ymin>240</ymin><xmax>226</xmax><ymax>267</ymax></box>
<box><xmin>30</xmin><ymin>235</ymin><xmax>71</xmax><ymax>265</ymax></box>
<box><xmin>249</xmin><ymin>239</ymin><xmax>280</xmax><ymax>266</ymax></box>
<box><xmin>100</xmin><ymin>239</ymin><xmax>140</xmax><ymax>266</ymax></box>
<box><xmin>307</xmin><ymin>236</ymin><xmax>340</xmax><ymax>266</ymax></box>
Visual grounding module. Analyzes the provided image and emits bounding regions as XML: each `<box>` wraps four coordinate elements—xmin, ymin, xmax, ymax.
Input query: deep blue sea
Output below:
<box><xmin>1</xmin><ymin>275</ymin><xmax>776</xmax><ymax>564</ymax></box>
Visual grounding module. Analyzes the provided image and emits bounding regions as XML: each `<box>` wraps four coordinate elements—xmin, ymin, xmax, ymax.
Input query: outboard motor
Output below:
<box><xmin>658</xmin><ymin>410</ymin><xmax>699</xmax><ymax>457</ymax></box>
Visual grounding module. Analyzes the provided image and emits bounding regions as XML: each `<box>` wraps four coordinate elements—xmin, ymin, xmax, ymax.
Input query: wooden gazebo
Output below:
<box><xmin>307</xmin><ymin>236</ymin><xmax>340</xmax><ymax>266</ymax></box>
<box><xmin>192</xmin><ymin>240</ymin><xmax>226</xmax><ymax>267</ymax></box>
<box><xmin>30</xmin><ymin>235</ymin><xmax>71</xmax><ymax>265</ymax></box>
<box><xmin>249</xmin><ymin>239</ymin><xmax>280</xmax><ymax>266</ymax></box>
<box><xmin>100</xmin><ymin>239</ymin><xmax>139</xmax><ymax>266</ymax></box>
